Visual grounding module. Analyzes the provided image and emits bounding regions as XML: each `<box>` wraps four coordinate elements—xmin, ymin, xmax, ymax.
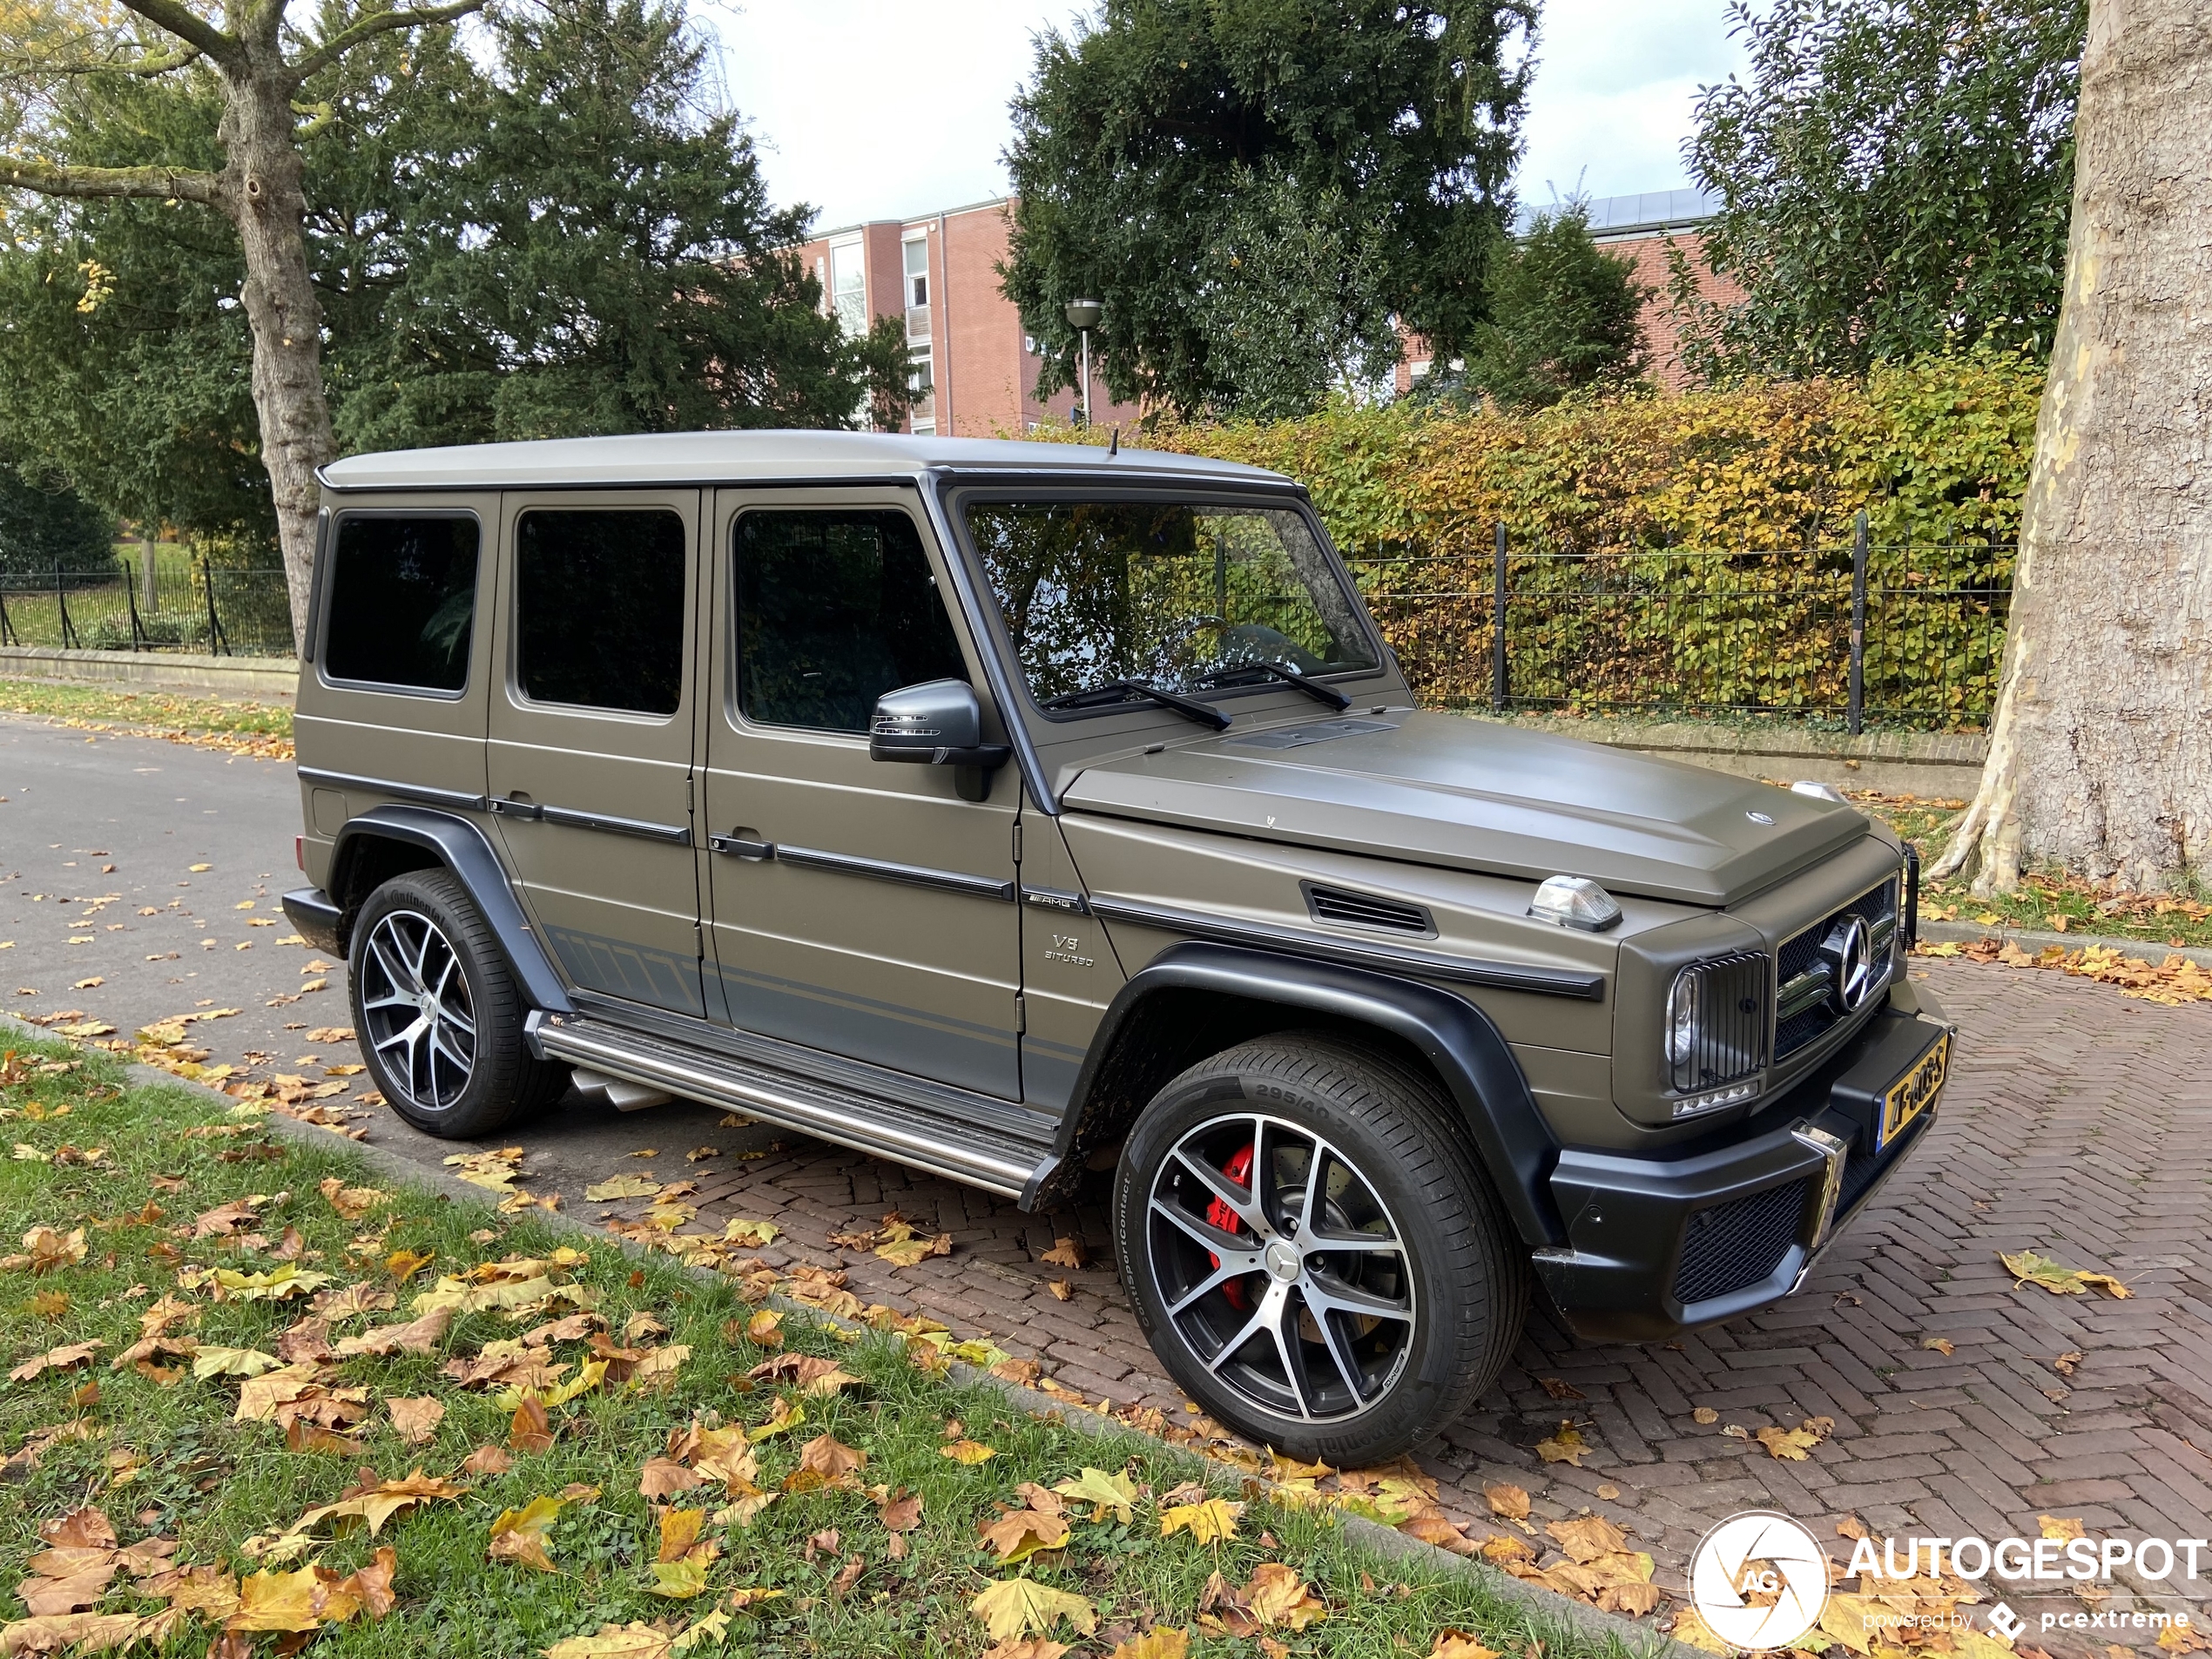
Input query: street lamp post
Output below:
<box><xmin>1063</xmin><ymin>298</ymin><xmax>1103</xmax><ymax>426</ymax></box>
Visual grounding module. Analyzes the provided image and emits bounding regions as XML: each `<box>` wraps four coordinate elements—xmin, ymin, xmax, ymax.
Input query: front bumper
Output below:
<box><xmin>1533</xmin><ymin>1002</ymin><xmax>1952</xmax><ymax>1341</ymax></box>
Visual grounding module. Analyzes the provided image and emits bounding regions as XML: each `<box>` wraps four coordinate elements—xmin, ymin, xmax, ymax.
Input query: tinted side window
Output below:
<box><xmin>516</xmin><ymin>509</ymin><xmax>686</xmax><ymax>716</ymax></box>
<box><xmin>322</xmin><ymin>516</ymin><xmax>478</xmax><ymax>692</ymax></box>
<box><xmin>734</xmin><ymin>510</ymin><xmax>968</xmax><ymax>733</ymax></box>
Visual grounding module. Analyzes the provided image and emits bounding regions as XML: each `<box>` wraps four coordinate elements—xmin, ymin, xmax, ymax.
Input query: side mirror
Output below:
<box><xmin>868</xmin><ymin>679</ymin><xmax>1011</xmax><ymax>772</ymax></box>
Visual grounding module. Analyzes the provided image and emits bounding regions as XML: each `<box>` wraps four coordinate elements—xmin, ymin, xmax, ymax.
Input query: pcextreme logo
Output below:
<box><xmin>1690</xmin><ymin>1511</ymin><xmax>1833</xmax><ymax>1650</ymax></box>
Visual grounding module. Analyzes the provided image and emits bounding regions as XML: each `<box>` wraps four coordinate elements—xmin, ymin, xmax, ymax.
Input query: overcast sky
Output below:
<box><xmin>707</xmin><ymin>0</ymin><xmax>1750</xmax><ymax>233</ymax></box>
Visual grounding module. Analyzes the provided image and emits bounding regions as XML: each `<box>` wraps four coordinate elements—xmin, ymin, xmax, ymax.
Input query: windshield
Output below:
<box><xmin>965</xmin><ymin>500</ymin><xmax>1379</xmax><ymax>707</ymax></box>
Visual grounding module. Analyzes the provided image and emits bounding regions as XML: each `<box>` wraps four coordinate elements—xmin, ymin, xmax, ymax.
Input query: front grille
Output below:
<box><xmin>1672</xmin><ymin>1179</ymin><xmax>1811</xmax><ymax>1305</ymax></box>
<box><xmin>1303</xmin><ymin>883</ymin><xmax>1433</xmax><ymax>936</ymax></box>
<box><xmin>1774</xmin><ymin>875</ymin><xmax>1901</xmax><ymax>1060</ymax></box>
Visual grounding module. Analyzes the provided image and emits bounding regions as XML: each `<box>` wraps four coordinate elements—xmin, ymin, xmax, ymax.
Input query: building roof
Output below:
<box><xmin>319</xmin><ymin>428</ymin><xmax>1290</xmax><ymax>492</ymax></box>
<box><xmin>1514</xmin><ymin>187</ymin><xmax>1720</xmax><ymax>240</ymax></box>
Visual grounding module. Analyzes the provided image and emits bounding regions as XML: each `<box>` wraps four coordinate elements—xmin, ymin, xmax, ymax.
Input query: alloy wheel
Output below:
<box><xmin>359</xmin><ymin>907</ymin><xmax>477</xmax><ymax>1112</ymax></box>
<box><xmin>1146</xmin><ymin>1111</ymin><xmax>1416</xmax><ymax>1423</ymax></box>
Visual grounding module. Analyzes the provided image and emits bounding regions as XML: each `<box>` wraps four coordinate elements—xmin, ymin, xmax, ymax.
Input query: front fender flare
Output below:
<box><xmin>332</xmin><ymin>804</ymin><xmax>574</xmax><ymax>1016</ymax></box>
<box><xmin>1053</xmin><ymin>941</ymin><xmax>1564</xmax><ymax>1246</ymax></box>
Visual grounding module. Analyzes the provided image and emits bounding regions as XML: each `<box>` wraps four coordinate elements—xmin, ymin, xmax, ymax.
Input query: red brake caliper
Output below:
<box><xmin>1206</xmin><ymin>1142</ymin><xmax>1256</xmax><ymax>1310</ymax></box>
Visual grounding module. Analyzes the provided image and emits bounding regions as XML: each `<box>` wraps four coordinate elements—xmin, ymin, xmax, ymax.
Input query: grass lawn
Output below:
<box><xmin>0</xmin><ymin>1032</ymin><xmax>1636</xmax><ymax>1659</ymax></box>
<box><xmin>0</xmin><ymin>681</ymin><xmax>292</xmax><ymax>760</ymax></box>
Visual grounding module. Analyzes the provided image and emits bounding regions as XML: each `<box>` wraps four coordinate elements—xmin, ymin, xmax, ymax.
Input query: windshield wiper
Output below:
<box><xmin>1197</xmin><ymin>660</ymin><xmax>1352</xmax><ymax>711</ymax></box>
<box><xmin>1042</xmin><ymin>678</ymin><xmax>1232</xmax><ymax>731</ymax></box>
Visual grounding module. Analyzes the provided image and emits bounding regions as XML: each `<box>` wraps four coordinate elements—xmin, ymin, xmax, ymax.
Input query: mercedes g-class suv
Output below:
<box><xmin>283</xmin><ymin>430</ymin><xmax>1952</xmax><ymax>1465</ymax></box>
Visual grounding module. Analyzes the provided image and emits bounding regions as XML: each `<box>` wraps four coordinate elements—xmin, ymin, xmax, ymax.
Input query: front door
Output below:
<box><xmin>486</xmin><ymin>491</ymin><xmax>705</xmax><ymax>1016</ymax></box>
<box><xmin>700</xmin><ymin>489</ymin><xmax>1022</xmax><ymax>1097</ymax></box>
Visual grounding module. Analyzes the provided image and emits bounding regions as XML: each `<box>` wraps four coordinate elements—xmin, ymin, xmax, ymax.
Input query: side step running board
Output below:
<box><xmin>529</xmin><ymin>1013</ymin><xmax>1057</xmax><ymax>1203</ymax></box>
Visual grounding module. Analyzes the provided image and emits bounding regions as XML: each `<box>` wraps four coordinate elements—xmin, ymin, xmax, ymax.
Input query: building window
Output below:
<box><xmin>907</xmin><ymin>347</ymin><xmax>934</xmax><ymax>435</ymax></box>
<box><xmin>903</xmin><ymin>236</ymin><xmax>928</xmax><ymax>308</ymax></box>
<box><xmin>829</xmin><ymin>239</ymin><xmax>866</xmax><ymax>337</ymax></box>
<box><xmin>901</xmin><ymin>235</ymin><xmax>931</xmax><ymax>347</ymax></box>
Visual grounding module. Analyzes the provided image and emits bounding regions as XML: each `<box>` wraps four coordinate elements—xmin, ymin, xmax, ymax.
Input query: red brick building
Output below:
<box><xmin>792</xmin><ymin>188</ymin><xmax>1739</xmax><ymax>435</ymax></box>
<box><xmin>789</xmin><ymin>197</ymin><xmax>1140</xmax><ymax>440</ymax></box>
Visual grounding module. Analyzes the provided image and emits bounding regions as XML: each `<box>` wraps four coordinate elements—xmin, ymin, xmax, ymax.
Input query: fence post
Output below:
<box><xmin>1847</xmin><ymin>509</ymin><xmax>1868</xmax><ymax>736</ymax></box>
<box><xmin>0</xmin><ymin>583</ymin><xmax>15</xmax><ymax>646</ymax></box>
<box><xmin>202</xmin><ymin>555</ymin><xmax>229</xmax><ymax>658</ymax></box>
<box><xmin>56</xmin><ymin>560</ymin><xmax>80</xmax><ymax>651</ymax></box>
<box><xmin>1491</xmin><ymin>521</ymin><xmax>1508</xmax><ymax>714</ymax></box>
<box><xmin>126</xmin><ymin>566</ymin><xmax>146</xmax><ymax>651</ymax></box>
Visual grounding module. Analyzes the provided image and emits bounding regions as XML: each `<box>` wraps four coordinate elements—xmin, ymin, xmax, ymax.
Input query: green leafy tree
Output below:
<box><xmin>0</xmin><ymin>456</ymin><xmax>115</xmax><ymax>577</ymax></box>
<box><xmin>325</xmin><ymin>0</ymin><xmax>916</xmax><ymax>450</ymax></box>
<box><xmin>1672</xmin><ymin>0</ymin><xmax>2086</xmax><ymax>379</ymax></box>
<box><xmin>2</xmin><ymin>0</ymin><xmax>911</xmax><ymax>641</ymax></box>
<box><xmin>1002</xmin><ymin>0</ymin><xmax>1536</xmax><ymax>421</ymax></box>
<box><xmin>1447</xmin><ymin>202</ymin><xmax>1650</xmax><ymax>408</ymax></box>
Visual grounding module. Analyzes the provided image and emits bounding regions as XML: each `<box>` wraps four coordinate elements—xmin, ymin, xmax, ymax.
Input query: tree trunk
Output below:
<box><xmin>1932</xmin><ymin>0</ymin><xmax>2212</xmax><ymax>896</ymax></box>
<box><xmin>216</xmin><ymin>57</ymin><xmax>335</xmax><ymax>651</ymax></box>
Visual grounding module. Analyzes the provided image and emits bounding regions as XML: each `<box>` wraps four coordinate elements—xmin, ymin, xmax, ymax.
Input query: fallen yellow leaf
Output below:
<box><xmin>1159</xmin><ymin>1497</ymin><xmax>1242</xmax><ymax>1544</ymax></box>
<box><xmin>969</xmin><ymin>1578</ymin><xmax>1097</xmax><ymax>1644</ymax></box>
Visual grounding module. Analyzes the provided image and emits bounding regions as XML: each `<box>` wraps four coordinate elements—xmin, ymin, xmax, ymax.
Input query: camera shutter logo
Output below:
<box><xmin>1689</xmin><ymin>1511</ymin><xmax>1832</xmax><ymax>1650</ymax></box>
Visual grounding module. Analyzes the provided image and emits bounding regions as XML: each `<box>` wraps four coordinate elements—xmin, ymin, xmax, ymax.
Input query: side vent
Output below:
<box><xmin>1302</xmin><ymin>882</ymin><xmax>1434</xmax><ymax>937</ymax></box>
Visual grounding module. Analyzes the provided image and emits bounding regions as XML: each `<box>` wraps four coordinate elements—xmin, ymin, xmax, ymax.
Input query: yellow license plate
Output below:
<box><xmin>1881</xmin><ymin>1030</ymin><xmax>1950</xmax><ymax>1148</ymax></box>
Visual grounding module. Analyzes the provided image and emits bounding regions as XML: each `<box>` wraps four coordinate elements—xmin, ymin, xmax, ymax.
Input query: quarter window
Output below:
<box><xmin>322</xmin><ymin>515</ymin><xmax>479</xmax><ymax>692</ymax></box>
<box><xmin>515</xmin><ymin>509</ymin><xmax>686</xmax><ymax>716</ymax></box>
<box><xmin>733</xmin><ymin>510</ymin><xmax>968</xmax><ymax>733</ymax></box>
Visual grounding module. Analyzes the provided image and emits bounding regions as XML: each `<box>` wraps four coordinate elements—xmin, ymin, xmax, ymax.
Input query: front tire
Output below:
<box><xmin>1114</xmin><ymin>1034</ymin><xmax>1527</xmax><ymax>1466</ymax></box>
<box><xmin>348</xmin><ymin>868</ymin><xmax>568</xmax><ymax>1138</ymax></box>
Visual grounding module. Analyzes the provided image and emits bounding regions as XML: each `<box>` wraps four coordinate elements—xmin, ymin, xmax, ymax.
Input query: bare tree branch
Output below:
<box><xmin>284</xmin><ymin>0</ymin><xmax>487</xmax><ymax>87</ymax></box>
<box><xmin>111</xmin><ymin>0</ymin><xmax>239</xmax><ymax>66</ymax></box>
<box><xmin>0</xmin><ymin>155</ymin><xmax>219</xmax><ymax>204</ymax></box>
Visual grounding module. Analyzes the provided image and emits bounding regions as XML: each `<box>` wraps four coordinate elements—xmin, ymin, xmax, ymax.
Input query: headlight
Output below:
<box><xmin>1666</xmin><ymin>952</ymin><xmax>1770</xmax><ymax>1113</ymax></box>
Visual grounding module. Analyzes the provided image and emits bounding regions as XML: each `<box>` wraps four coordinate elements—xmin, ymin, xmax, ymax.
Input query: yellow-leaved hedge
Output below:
<box><xmin>1035</xmin><ymin>351</ymin><xmax>2040</xmax><ymax>724</ymax></box>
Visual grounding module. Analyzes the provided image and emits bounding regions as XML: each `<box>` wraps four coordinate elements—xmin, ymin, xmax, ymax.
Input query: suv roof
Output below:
<box><xmin>317</xmin><ymin>429</ymin><xmax>1294</xmax><ymax>493</ymax></box>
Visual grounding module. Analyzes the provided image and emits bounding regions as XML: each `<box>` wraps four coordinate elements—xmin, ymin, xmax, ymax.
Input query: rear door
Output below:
<box><xmin>486</xmin><ymin>491</ymin><xmax>706</xmax><ymax>1016</ymax></box>
<box><xmin>699</xmin><ymin>489</ymin><xmax>1022</xmax><ymax>1097</ymax></box>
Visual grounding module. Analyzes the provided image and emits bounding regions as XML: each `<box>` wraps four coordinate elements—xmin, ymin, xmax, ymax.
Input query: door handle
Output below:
<box><xmin>708</xmin><ymin>834</ymin><xmax>774</xmax><ymax>860</ymax></box>
<box><xmin>489</xmin><ymin>794</ymin><xmax>543</xmax><ymax>819</ymax></box>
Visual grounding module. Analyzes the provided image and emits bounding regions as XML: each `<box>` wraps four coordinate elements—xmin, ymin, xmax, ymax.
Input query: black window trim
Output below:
<box><xmin>315</xmin><ymin>506</ymin><xmax>484</xmax><ymax>701</ymax></box>
<box><xmin>938</xmin><ymin>482</ymin><xmax>1393</xmax><ymax>729</ymax></box>
<box><xmin>508</xmin><ymin>502</ymin><xmax>691</xmax><ymax>724</ymax></box>
<box><xmin>722</xmin><ymin>498</ymin><xmax>981</xmax><ymax>743</ymax></box>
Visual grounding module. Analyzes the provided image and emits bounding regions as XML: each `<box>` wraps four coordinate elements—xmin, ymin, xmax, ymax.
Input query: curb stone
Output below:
<box><xmin>1339</xmin><ymin>1515</ymin><xmax>1704</xmax><ymax>1659</ymax></box>
<box><xmin>1917</xmin><ymin>918</ymin><xmax>2212</xmax><ymax>970</ymax></box>
<box><xmin>11</xmin><ymin>1023</ymin><xmax>1697</xmax><ymax>1659</ymax></box>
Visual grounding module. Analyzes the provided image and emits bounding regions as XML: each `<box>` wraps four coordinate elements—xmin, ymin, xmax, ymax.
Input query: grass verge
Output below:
<box><xmin>0</xmin><ymin>1035</ymin><xmax>1639</xmax><ymax>1659</ymax></box>
<box><xmin>1855</xmin><ymin>793</ymin><xmax>2212</xmax><ymax>951</ymax></box>
<box><xmin>0</xmin><ymin>681</ymin><xmax>292</xmax><ymax>759</ymax></box>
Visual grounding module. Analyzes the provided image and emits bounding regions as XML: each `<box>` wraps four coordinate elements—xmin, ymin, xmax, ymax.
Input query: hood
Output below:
<box><xmin>1059</xmin><ymin>711</ymin><xmax>1870</xmax><ymax>907</ymax></box>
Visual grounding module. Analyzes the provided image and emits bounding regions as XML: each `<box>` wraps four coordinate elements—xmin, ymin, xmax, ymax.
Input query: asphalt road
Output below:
<box><xmin>0</xmin><ymin>712</ymin><xmax>771</xmax><ymax>1202</ymax></box>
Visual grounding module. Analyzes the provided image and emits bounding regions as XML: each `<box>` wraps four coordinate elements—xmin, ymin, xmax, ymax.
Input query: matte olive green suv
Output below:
<box><xmin>283</xmin><ymin>431</ymin><xmax>1952</xmax><ymax>1465</ymax></box>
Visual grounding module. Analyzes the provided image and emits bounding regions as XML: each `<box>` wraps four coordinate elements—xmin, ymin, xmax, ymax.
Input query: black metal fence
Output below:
<box><xmin>1345</xmin><ymin>513</ymin><xmax>2013</xmax><ymax>731</ymax></box>
<box><xmin>0</xmin><ymin>561</ymin><xmax>294</xmax><ymax>658</ymax></box>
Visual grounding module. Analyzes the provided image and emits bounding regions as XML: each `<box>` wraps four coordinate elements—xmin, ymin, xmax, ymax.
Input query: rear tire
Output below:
<box><xmin>348</xmin><ymin>868</ymin><xmax>569</xmax><ymax>1138</ymax></box>
<box><xmin>1113</xmin><ymin>1033</ymin><xmax>1527</xmax><ymax>1466</ymax></box>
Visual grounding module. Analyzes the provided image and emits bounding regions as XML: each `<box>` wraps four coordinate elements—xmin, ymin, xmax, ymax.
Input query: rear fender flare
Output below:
<box><xmin>331</xmin><ymin>804</ymin><xmax>574</xmax><ymax>1016</ymax></box>
<box><xmin>1052</xmin><ymin>941</ymin><xmax>1564</xmax><ymax>1246</ymax></box>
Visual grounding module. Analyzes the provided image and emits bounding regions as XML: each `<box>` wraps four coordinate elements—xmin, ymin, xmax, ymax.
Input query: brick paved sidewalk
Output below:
<box><xmin>630</xmin><ymin>960</ymin><xmax>2212</xmax><ymax>1650</ymax></box>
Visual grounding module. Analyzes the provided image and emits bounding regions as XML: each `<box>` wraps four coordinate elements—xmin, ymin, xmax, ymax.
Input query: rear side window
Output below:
<box><xmin>733</xmin><ymin>509</ymin><xmax>968</xmax><ymax>732</ymax></box>
<box><xmin>516</xmin><ymin>509</ymin><xmax>686</xmax><ymax>716</ymax></box>
<box><xmin>322</xmin><ymin>515</ymin><xmax>479</xmax><ymax>692</ymax></box>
